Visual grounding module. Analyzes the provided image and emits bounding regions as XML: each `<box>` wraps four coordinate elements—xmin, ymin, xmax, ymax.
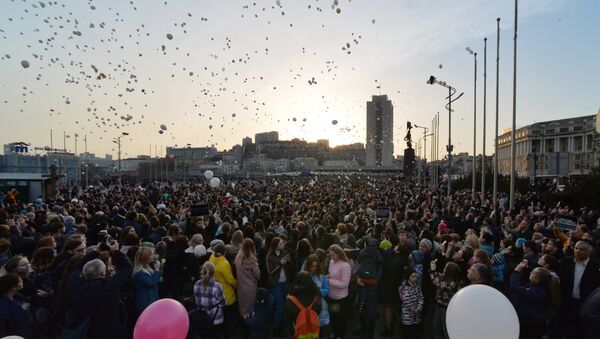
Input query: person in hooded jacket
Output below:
<box><xmin>354</xmin><ymin>236</ymin><xmax>383</xmax><ymax>339</ymax></box>
<box><xmin>283</xmin><ymin>272</ymin><xmax>322</xmax><ymax>337</ymax></box>
<box><xmin>64</xmin><ymin>242</ymin><xmax>132</xmax><ymax>339</ymax></box>
<box><xmin>244</xmin><ymin>287</ymin><xmax>274</xmax><ymax>339</ymax></box>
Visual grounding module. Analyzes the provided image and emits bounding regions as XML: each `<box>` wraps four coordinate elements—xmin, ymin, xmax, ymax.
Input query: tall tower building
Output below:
<box><xmin>366</xmin><ymin>95</ymin><xmax>394</xmax><ymax>166</ymax></box>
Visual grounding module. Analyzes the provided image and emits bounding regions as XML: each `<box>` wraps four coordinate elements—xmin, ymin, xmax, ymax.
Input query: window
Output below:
<box><xmin>587</xmin><ymin>135</ymin><xmax>593</xmax><ymax>150</ymax></box>
<box><xmin>546</xmin><ymin>139</ymin><xmax>555</xmax><ymax>153</ymax></box>
<box><xmin>559</xmin><ymin>138</ymin><xmax>568</xmax><ymax>152</ymax></box>
<box><xmin>574</xmin><ymin>136</ymin><xmax>583</xmax><ymax>151</ymax></box>
<box><xmin>560</xmin><ymin>127</ymin><xmax>569</xmax><ymax>133</ymax></box>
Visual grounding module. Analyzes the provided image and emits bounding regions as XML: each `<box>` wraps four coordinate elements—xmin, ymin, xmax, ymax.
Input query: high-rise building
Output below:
<box><xmin>366</xmin><ymin>95</ymin><xmax>394</xmax><ymax>166</ymax></box>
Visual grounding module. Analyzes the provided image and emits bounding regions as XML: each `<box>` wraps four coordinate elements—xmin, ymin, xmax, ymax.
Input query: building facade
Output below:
<box><xmin>366</xmin><ymin>95</ymin><xmax>394</xmax><ymax>167</ymax></box>
<box><xmin>497</xmin><ymin>114</ymin><xmax>599</xmax><ymax>177</ymax></box>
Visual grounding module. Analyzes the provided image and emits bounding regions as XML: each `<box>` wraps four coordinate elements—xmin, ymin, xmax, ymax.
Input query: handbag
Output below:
<box><xmin>188</xmin><ymin>301</ymin><xmax>223</xmax><ymax>334</ymax></box>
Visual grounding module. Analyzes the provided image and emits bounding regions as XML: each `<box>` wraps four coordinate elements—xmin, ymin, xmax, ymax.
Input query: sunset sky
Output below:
<box><xmin>1</xmin><ymin>0</ymin><xmax>598</xmax><ymax>159</ymax></box>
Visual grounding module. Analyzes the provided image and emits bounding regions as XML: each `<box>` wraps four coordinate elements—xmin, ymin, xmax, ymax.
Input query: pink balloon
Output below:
<box><xmin>134</xmin><ymin>299</ymin><xmax>189</xmax><ymax>339</ymax></box>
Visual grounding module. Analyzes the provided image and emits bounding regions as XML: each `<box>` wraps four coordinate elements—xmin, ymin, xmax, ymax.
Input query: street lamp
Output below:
<box><xmin>427</xmin><ymin>76</ymin><xmax>464</xmax><ymax>196</ymax></box>
<box><xmin>414</xmin><ymin>124</ymin><xmax>432</xmax><ymax>187</ymax></box>
<box><xmin>466</xmin><ymin>46</ymin><xmax>478</xmax><ymax>200</ymax></box>
<box><xmin>112</xmin><ymin>132</ymin><xmax>129</xmax><ymax>172</ymax></box>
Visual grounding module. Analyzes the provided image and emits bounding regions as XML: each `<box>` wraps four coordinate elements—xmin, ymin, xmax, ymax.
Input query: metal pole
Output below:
<box><xmin>436</xmin><ymin>113</ymin><xmax>440</xmax><ymax>189</ymax></box>
<box><xmin>472</xmin><ymin>52</ymin><xmax>477</xmax><ymax>200</ymax></box>
<box><xmin>448</xmin><ymin>87</ymin><xmax>452</xmax><ymax>197</ymax></box>
<box><xmin>85</xmin><ymin>134</ymin><xmax>88</xmax><ymax>187</ymax></box>
<box><xmin>482</xmin><ymin>38</ymin><xmax>487</xmax><ymax>202</ymax></box>
<box><xmin>493</xmin><ymin>18</ymin><xmax>500</xmax><ymax>207</ymax></box>
<box><xmin>509</xmin><ymin>0</ymin><xmax>518</xmax><ymax>210</ymax></box>
<box><xmin>423</xmin><ymin>129</ymin><xmax>427</xmax><ymax>187</ymax></box>
<box><xmin>75</xmin><ymin>134</ymin><xmax>78</xmax><ymax>187</ymax></box>
<box><xmin>63</xmin><ymin>131</ymin><xmax>66</xmax><ymax>152</ymax></box>
<box><xmin>118</xmin><ymin>137</ymin><xmax>122</xmax><ymax>172</ymax></box>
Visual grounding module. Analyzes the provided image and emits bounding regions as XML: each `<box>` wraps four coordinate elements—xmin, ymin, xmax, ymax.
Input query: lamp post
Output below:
<box><xmin>482</xmin><ymin>37</ymin><xmax>488</xmax><ymax>203</ymax></box>
<box><xmin>427</xmin><ymin>76</ymin><xmax>464</xmax><ymax>196</ymax></box>
<box><xmin>493</xmin><ymin>18</ymin><xmax>501</xmax><ymax>207</ymax></box>
<box><xmin>414</xmin><ymin>124</ymin><xmax>432</xmax><ymax>187</ymax></box>
<box><xmin>466</xmin><ymin>47</ymin><xmax>477</xmax><ymax>200</ymax></box>
<box><xmin>112</xmin><ymin>132</ymin><xmax>129</xmax><ymax>172</ymax></box>
<box><xmin>509</xmin><ymin>0</ymin><xmax>519</xmax><ymax>211</ymax></box>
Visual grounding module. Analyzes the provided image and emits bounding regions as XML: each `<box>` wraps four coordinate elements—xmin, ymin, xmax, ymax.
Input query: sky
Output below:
<box><xmin>1</xmin><ymin>0</ymin><xmax>599</xmax><ymax>160</ymax></box>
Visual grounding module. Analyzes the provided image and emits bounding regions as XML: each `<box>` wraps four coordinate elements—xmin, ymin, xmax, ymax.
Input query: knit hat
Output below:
<box><xmin>379</xmin><ymin>240</ymin><xmax>393</xmax><ymax>251</ymax></box>
<box><xmin>365</xmin><ymin>236</ymin><xmax>379</xmax><ymax>248</ymax></box>
<box><xmin>141</xmin><ymin>242</ymin><xmax>155</xmax><ymax>249</ymax></box>
<box><xmin>193</xmin><ymin>244</ymin><xmax>207</xmax><ymax>258</ymax></box>
<box><xmin>515</xmin><ymin>238</ymin><xmax>527</xmax><ymax>248</ymax></box>
<box><xmin>419</xmin><ymin>238</ymin><xmax>433</xmax><ymax>252</ymax></box>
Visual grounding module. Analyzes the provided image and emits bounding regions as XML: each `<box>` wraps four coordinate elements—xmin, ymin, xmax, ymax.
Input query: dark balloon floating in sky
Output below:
<box><xmin>332</xmin><ymin>120</ymin><xmax>338</xmax><ymax>125</ymax></box>
<box><xmin>166</xmin><ymin>33</ymin><xmax>173</xmax><ymax>40</ymax></box>
<box><xmin>21</xmin><ymin>60</ymin><xmax>30</xmax><ymax>68</ymax></box>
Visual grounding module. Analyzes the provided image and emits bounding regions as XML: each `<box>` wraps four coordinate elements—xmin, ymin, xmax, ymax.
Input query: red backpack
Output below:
<box><xmin>288</xmin><ymin>295</ymin><xmax>320</xmax><ymax>339</ymax></box>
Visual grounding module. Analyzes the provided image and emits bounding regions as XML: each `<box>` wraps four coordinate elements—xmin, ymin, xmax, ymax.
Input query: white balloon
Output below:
<box><xmin>446</xmin><ymin>285</ymin><xmax>519</xmax><ymax>339</ymax></box>
<box><xmin>204</xmin><ymin>170</ymin><xmax>214</xmax><ymax>179</ymax></box>
<box><xmin>209</xmin><ymin>177</ymin><xmax>221</xmax><ymax>188</ymax></box>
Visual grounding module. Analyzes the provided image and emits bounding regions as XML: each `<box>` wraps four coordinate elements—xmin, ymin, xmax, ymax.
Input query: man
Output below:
<box><xmin>354</xmin><ymin>236</ymin><xmax>383</xmax><ymax>338</ymax></box>
<box><xmin>65</xmin><ymin>241</ymin><xmax>132</xmax><ymax>339</ymax></box>
<box><xmin>559</xmin><ymin>240</ymin><xmax>600</xmax><ymax>339</ymax></box>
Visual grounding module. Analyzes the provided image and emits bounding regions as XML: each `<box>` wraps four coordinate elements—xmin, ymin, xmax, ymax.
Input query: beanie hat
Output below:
<box><xmin>419</xmin><ymin>238</ymin><xmax>433</xmax><ymax>252</ymax></box>
<box><xmin>515</xmin><ymin>238</ymin><xmax>526</xmax><ymax>248</ymax></box>
<box><xmin>365</xmin><ymin>236</ymin><xmax>379</xmax><ymax>248</ymax></box>
<box><xmin>379</xmin><ymin>240</ymin><xmax>393</xmax><ymax>251</ymax></box>
<box><xmin>193</xmin><ymin>244</ymin><xmax>207</xmax><ymax>258</ymax></box>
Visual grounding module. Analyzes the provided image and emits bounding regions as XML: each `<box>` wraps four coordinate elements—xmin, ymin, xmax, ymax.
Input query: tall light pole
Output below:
<box><xmin>112</xmin><ymin>132</ymin><xmax>129</xmax><ymax>172</ymax></box>
<box><xmin>427</xmin><ymin>76</ymin><xmax>464</xmax><ymax>197</ymax></box>
<box><xmin>482</xmin><ymin>37</ymin><xmax>488</xmax><ymax>203</ymax></box>
<box><xmin>509</xmin><ymin>0</ymin><xmax>519</xmax><ymax>210</ymax></box>
<box><xmin>414</xmin><ymin>124</ymin><xmax>431</xmax><ymax>187</ymax></box>
<box><xmin>493</xmin><ymin>18</ymin><xmax>501</xmax><ymax>207</ymax></box>
<box><xmin>466</xmin><ymin>47</ymin><xmax>477</xmax><ymax>200</ymax></box>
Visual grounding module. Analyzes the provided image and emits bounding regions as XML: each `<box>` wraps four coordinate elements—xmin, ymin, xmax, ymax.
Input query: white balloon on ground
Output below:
<box><xmin>204</xmin><ymin>170</ymin><xmax>214</xmax><ymax>179</ymax></box>
<box><xmin>446</xmin><ymin>284</ymin><xmax>519</xmax><ymax>339</ymax></box>
<box><xmin>209</xmin><ymin>177</ymin><xmax>220</xmax><ymax>188</ymax></box>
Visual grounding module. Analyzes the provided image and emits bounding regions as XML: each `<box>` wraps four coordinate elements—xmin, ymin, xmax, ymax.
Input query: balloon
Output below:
<box><xmin>133</xmin><ymin>299</ymin><xmax>189</xmax><ymax>339</ymax></box>
<box><xmin>166</xmin><ymin>33</ymin><xmax>173</xmax><ymax>40</ymax></box>
<box><xmin>21</xmin><ymin>60</ymin><xmax>30</xmax><ymax>68</ymax></box>
<box><xmin>204</xmin><ymin>170</ymin><xmax>214</xmax><ymax>179</ymax></box>
<box><xmin>209</xmin><ymin>177</ymin><xmax>221</xmax><ymax>188</ymax></box>
<box><xmin>331</xmin><ymin>120</ymin><xmax>338</xmax><ymax>125</ymax></box>
<box><xmin>446</xmin><ymin>285</ymin><xmax>519</xmax><ymax>339</ymax></box>
<box><xmin>160</xmin><ymin>124</ymin><xmax>167</xmax><ymax>130</ymax></box>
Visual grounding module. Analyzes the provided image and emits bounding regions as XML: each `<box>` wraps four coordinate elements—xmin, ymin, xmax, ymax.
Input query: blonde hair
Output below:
<box><xmin>328</xmin><ymin>244</ymin><xmax>349</xmax><ymax>262</ymax></box>
<box><xmin>201</xmin><ymin>261</ymin><xmax>215</xmax><ymax>287</ymax></box>
<box><xmin>465</xmin><ymin>234</ymin><xmax>480</xmax><ymax>250</ymax></box>
<box><xmin>133</xmin><ymin>247</ymin><xmax>154</xmax><ymax>275</ymax></box>
<box><xmin>235</xmin><ymin>238</ymin><xmax>257</xmax><ymax>266</ymax></box>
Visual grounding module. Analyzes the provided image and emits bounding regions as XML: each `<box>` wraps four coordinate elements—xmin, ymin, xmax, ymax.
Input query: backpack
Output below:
<box><xmin>288</xmin><ymin>295</ymin><xmax>320</xmax><ymax>339</ymax></box>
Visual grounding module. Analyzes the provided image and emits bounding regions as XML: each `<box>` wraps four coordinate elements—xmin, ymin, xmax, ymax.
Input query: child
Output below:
<box><xmin>399</xmin><ymin>267</ymin><xmax>424</xmax><ymax>338</ymax></box>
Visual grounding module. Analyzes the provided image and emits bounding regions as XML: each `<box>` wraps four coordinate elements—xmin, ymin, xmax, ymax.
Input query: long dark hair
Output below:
<box><xmin>290</xmin><ymin>272</ymin><xmax>319</xmax><ymax>299</ymax></box>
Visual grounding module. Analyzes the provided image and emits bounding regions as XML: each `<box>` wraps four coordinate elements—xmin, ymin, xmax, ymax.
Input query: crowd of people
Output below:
<box><xmin>0</xmin><ymin>175</ymin><xmax>599</xmax><ymax>339</ymax></box>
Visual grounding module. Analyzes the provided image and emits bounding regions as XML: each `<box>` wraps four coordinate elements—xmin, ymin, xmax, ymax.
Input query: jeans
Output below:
<box><xmin>271</xmin><ymin>282</ymin><xmax>289</xmax><ymax>331</ymax></box>
<box><xmin>327</xmin><ymin>296</ymin><xmax>349</xmax><ymax>339</ymax></box>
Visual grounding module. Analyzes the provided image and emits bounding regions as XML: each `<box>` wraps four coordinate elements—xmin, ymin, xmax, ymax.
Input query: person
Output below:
<box><xmin>234</xmin><ymin>238</ymin><xmax>260</xmax><ymax>320</ymax></box>
<box><xmin>266</xmin><ymin>237</ymin><xmax>292</xmax><ymax>335</ymax></box>
<box><xmin>226</xmin><ymin>230</ymin><xmax>244</xmax><ymax>264</ymax></box>
<box><xmin>208</xmin><ymin>243</ymin><xmax>238</xmax><ymax>336</ymax></box>
<box><xmin>132</xmin><ymin>246</ymin><xmax>161</xmax><ymax>315</ymax></box>
<box><xmin>65</xmin><ymin>242</ymin><xmax>132</xmax><ymax>339</ymax></box>
<box><xmin>244</xmin><ymin>287</ymin><xmax>274</xmax><ymax>339</ymax></box>
<box><xmin>399</xmin><ymin>267</ymin><xmax>424</xmax><ymax>339</ymax></box>
<box><xmin>430</xmin><ymin>261</ymin><xmax>460</xmax><ymax>339</ymax></box>
<box><xmin>193</xmin><ymin>261</ymin><xmax>226</xmax><ymax>338</ymax></box>
<box><xmin>354</xmin><ymin>236</ymin><xmax>382</xmax><ymax>338</ymax></box>
<box><xmin>379</xmin><ymin>244</ymin><xmax>409</xmax><ymax>337</ymax></box>
<box><xmin>580</xmin><ymin>286</ymin><xmax>600</xmax><ymax>339</ymax></box>
<box><xmin>559</xmin><ymin>240</ymin><xmax>600</xmax><ymax>339</ymax></box>
<box><xmin>2</xmin><ymin>255</ymin><xmax>36</xmax><ymax>305</ymax></box>
<box><xmin>303</xmin><ymin>254</ymin><xmax>329</xmax><ymax>329</ymax></box>
<box><xmin>511</xmin><ymin>262</ymin><xmax>560</xmax><ymax>339</ymax></box>
<box><xmin>0</xmin><ymin>274</ymin><xmax>32</xmax><ymax>338</ymax></box>
<box><xmin>467</xmin><ymin>263</ymin><xmax>492</xmax><ymax>285</ymax></box>
<box><xmin>283</xmin><ymin>271</ymin><xmax>322</xmax><ymax>338</ymax></box>
<box><xmin>327</xmin><ymin>244</ymin><xmax>351</xmax><ymax>339</ymax></box>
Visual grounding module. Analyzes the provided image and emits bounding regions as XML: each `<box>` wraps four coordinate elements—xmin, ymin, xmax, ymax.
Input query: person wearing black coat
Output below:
<box><xmin>580</xmin><ymin>286</ymin><xmax>600</xmax><ymax>339</ymax></box>
<box><xmin>65</xmin><ymin>246</ymin><xmax>132</xmax><ymax>339</ymax></box>
<box><xmin>283</xmin><ymin>272</ymin><xmax>322</xmax><ymax>337</ymax></box>
<box><xmin>559</xmin><ymin>240</ymin><xmax>600</xmax><ymax>339</ymax></box>
<box><xmin>0</xmin><ymin>274</ymin><xmax>32</xmax><ymax>338</ymax></box>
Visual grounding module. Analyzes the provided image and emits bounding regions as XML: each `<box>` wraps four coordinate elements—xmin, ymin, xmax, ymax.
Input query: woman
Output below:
<box><xmin>51</xmin><ymin>239</ymin><xmax>85</xmax><ymax>284</ymax></box>
<box><xmin>303</xmin><ymin>254</ymin><xmax>329</xmax><ymax>327</ymax></box>
<box><xmin>294</xmin><ymin>238</ymin><xmax>313</xmax><ymax>273</ymax></box>
<box><xmin>511</xmin><ymin>261</ymin><xmax>560</xmax><ymax>339</ymax></box>
<box><xmin>266</xmin><ymin>237</ymin><xmax>291</xmax><ymax>334</ymax></box>
<box><xmin>0</xmin><ymin>274</ymin><xmax>32</xmax><ymax>338</ymax></box>
<box><xmin>31</xmin><ymin>247</ymin><xmax>56</xmax><ymax>295</ymax></box>
<box><xmin>209</xmin><ymin>243</ymin><xmax>238</xmax><ymax>336</ymax></box>
<box><xmin>379</xmin><ymin>245</ymin><xmax>409</xmax><ymax>337</ymax></box>
<box><xmin>2</xmin><ymin>256</ymin><xmax>36</xmax><ymax>303</ymax></box>
<box><xmin>234</xmin><ymin>238</ymin><xmax>260</xmax><ymax>320</ymax></box>
<box><xmin>193</xmin><ymin>262</ymin><xmax>226</xmax><ymax>338</ymax></box>
<box><xmin>327</xmin><ymin>244</ymin><xmax>351</xmax><ymax>339</ymax></box>
<box><xmin>430</xmin><ymin>261</ymin><xmax>460</xmax><ymax>339</ymax></box>
<box><xmin>226</xmin><ymin>230</ymin><xmax>244</xmax><ymax>264</ymax></box>
<box><xmin>283</xmin><ymin>272</ymin><xmax>322</xmax><ymax>337</ymax></box>
<box><xmin>132</xmin><ymin>246</ymin><xmax>161</xmax><ymax>315</ymax></box>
